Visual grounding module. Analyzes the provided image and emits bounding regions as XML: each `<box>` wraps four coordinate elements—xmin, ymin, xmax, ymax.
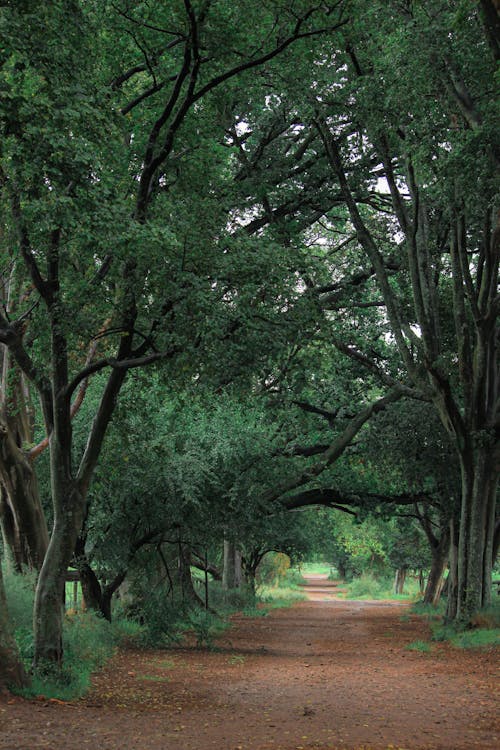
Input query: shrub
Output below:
<box><xmin>3</xmin><ymin>567</ymin><xmax>36</xmax><ymax>633</ymax></box>
<box><xmin>206</xmin><ymin>581</ymin><xmax>255</xmax><ymax>613</ymax></box>
<box><xmin>257</xmin><ymin>585</ymin><xmax>306</xmax><ymax>607</ymax></box>
<box><xmin>343</xmin><ymin>574</ymin><xmax>391</xmax><ymax>599</ymax></box>
<box><xmin>343</xmin><ymin>573</ymin><xmax>422</xmax><ymax>600</ymax></box>
<box><xmin>3</xmin><ymin>568</ymin><xmax>133</xmax><ymax>699</ymax></box>
<box><xmin>131</xmin><ymin>590</ymin><xmax>188</xmax><ymax>647</ymax></box>
<box><xmin>184</xmin><ymin>610</ymin><xmax>229</xmax><ymax>648</ymax></box>
<box><xmin>256</xmin><ymin>552</ymin><xmax>291</xmax><ymax>587</ymax></box>
<box><xmin>450</xmin><ymin>629</ymin><xmax>499</xmax><ymax>649</ymax></box>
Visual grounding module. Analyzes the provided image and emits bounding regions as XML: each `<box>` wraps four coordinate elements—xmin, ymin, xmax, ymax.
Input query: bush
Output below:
<box><xmin>256</xmin><ymin>552</ymin><xmax>291</xmax><ymax>587</ymax></box>
<box><xmin>4</xmin><ymin>568</ymin><xmax>36</xmax><ymax>632</ymax></box>
<box><xmin>184</xmin><ymin>610</ymin><xmax>229</xmax><ymax>648</ymax></box>
<box><xmin>131</xmin><ymin>590</ymin><xmax>188</xmax><ymax>647</ymax></box>
<box><xmin>405</xmin><ymin>640</ymin><xmax>432</xmax><ymax>652</ymax></box>
<box><xmin>343</xmin><ymin>574</ymin><xmax>392</xmax><ymax>599</ymax></box>
<box><xmin>411</xmin><ymin>600</ymin><xmax>446</xmax><ymax>620</ymax></box>
<box><xmin>205</xmin><ymin>581</ymin><xmax>255</xmax><ymax>614</ymax></box>
<box><xmin>257</xmin><ymin>585</ymin><xmax>306</xmax><ymax>607</ymax></box>
<box><xmin>343</xmin><ymin>573</ymin><xmax>422</xmax><ymax>600</ymax></box>
<box><xmin>449</xmin><ymin>629</ymin><xmax>499</xmax><ymax>649</ymax></box>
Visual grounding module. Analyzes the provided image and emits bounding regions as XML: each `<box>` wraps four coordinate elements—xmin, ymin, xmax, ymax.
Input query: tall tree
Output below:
<box><xmin>0</xmin><ymin>0</ymin><xmax>346</xmax><ymax>664</ymax></box>
<box><xmin>304</xmin><ymin>0</ymin><xmax>498</xmax><ymax>622</ymax></box>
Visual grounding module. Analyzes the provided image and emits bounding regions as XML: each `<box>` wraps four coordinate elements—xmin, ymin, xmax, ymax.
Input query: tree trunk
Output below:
<box><xmin>446</xmin><ymin>517</ymin><xmax>459</xmax><ymax>620</ymax></box>
<box><xmin>223</xmin><ymin>539</ymin><xmax>242</xmax><ymax>590</ymax></box>
<box><xmin>418</xmin><ymin>569</ymin><xmax>425</xmax><ymax>595</ymax></box>
<box><xmin>423</xmin><ymin>527</ymin><xmax>450</xmax><ymax>606</ymax></box>
<box><xmin>492</xmin><ymin>518</ymin><xmax>500</xmax><ymax>570</ymax></box>
<box><xmin>393</xmin><ymin>567</ymin><xmax>407</xmax><ymax>595</ymax></box>
<box><xmin>0</xmin><ymin>353</ymin><xmax>49</xmax><ymax>572</ymax></box>
<box><xmin>75</xmin><ymin>554</ymin><xmax>106</xmax><ymax>617</ymax></box>
<box><xmin>178</xmin><ymin>542</ymin><xmax>204</xmax><ymax>608</ymax></box>
<box><xmin>337</xmin><ymin>562</ymin><xmax>347</xmax><ymax>580</ymax></box>
<box><xmin>0</xmin><ymin>424</ymin><xmax>48</xmax><ymax>571</ymax></box>
<box><xmin>33</xmin><ymin>480</ymin><xmax>84</xmax><ymax>666</ymax></box>
<box><xmin>483</xmin><ymin>474</ymin><xmax>499</xmax><ymax>607</ymax></box>
<box><xmin>0</xmin><ymin>559</ymin><xmax>29</xmax><ymax>691</ymax></box>
<box><xmin>455</xmin><ymin>445</ymin><xmax>496</xmax><ymax>623</ymax></box>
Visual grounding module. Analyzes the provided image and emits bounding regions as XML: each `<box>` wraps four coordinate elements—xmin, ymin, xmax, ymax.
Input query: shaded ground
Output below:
<box><xmin>1</xmin><ymin>575</ymin><xmax>498</xmax><ymax>750</ymax></box>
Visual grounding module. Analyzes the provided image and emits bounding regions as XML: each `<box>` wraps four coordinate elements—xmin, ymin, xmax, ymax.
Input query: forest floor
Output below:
<box><xmin>1</xmin><ymin>574</ymin><xmax>498</xmax><ymax>750</ymax></box>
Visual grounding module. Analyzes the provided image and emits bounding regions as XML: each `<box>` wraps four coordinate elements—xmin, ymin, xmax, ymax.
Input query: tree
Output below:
<box><xmin>315</xmin><ymin>1</ymin><xmax>498</xmax><ymax>622</ymax></box>
<box><xmin>0</xmin><ymin>0</ymin><xmax>345</xmax><ymax>664</ymax></box>
<box><xmin>226</xmin><ymin>0</ymin><xmax>498</xmax><ymax>622</ymax></box>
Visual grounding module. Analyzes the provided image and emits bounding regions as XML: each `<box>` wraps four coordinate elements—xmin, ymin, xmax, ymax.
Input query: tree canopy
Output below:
<box><xmin>0</xmin><ymin>0</ymin><xmax>498</xmax><ymax>676</ymax></box>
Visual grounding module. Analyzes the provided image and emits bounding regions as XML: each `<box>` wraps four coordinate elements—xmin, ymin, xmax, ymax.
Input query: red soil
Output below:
<box><xmin>1</xmin><ymin>575</ymin><xmax>498</xmax><ymax>750</ymax></box>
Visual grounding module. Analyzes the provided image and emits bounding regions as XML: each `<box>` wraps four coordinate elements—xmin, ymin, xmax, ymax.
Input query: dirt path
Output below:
<box><xmin>1</xmin><ymin>575</ymin><xmax>498</xmax><ymax>750</ymax></box>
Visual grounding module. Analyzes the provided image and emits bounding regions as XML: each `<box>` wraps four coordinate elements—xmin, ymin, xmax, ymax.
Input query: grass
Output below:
<box><xmin>449</xmin><ymin>629</ymin><xmax>499</xmax><ymax>649</ymax></box>
<box><xmin>411</xmin><ymin>600</ymin><xmax>446</xmax><ymax>620</ymax></box>
<box><xmin>184</xmin><ymin>609</ymin><xmax>230</xmax><ymax>648</ymax></box>
<box><xmin>338</xmin><ymin>573</ymin><xmax>422</xmax><ymax>601</ymax></box>
<box><xmin>405</xmin><ymin>640</ymin><xmax>433</xmax><ymax>653</ymax></box>
<box><xmin>410</xmin><ymin>597</ymin><xmax>500</xmax><ymax>651</ymax></box>
<box><xmin>228</xmin><ymin>654</ymin><xmax>246</xmax><ymax>665</ymax></box>
<box><xmin>299</xmin><ymin>562</ymin><xmax>334</xmax><ymax>576</ymax></box>
<box><xmin>17</xmin><ymin>611</ymin><xmax>123</xmax><ymax>701</ymax></box>
<box><xmin>257</xmin><ymin>584</ymin><xmax>306</xmax><ymax>607</ymax></box>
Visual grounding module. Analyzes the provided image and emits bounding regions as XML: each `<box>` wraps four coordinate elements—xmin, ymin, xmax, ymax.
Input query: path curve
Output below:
<box><xmin>1</xmin><ymin>577</ymin><xmax>498</xmax><ymax>750</ymax></box>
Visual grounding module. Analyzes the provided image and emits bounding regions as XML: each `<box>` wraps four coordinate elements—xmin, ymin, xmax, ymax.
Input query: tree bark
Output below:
<box><xmin>75</xmin><ymin>555</ymin><xmax>106</xmax><ymax>617</ymax></box>
<box><xmin>33</xmin><ymin>478</ymin><xmax>84</xmax><ymax>665</ymax></box>
<box><xmin>178</xmin><ymin>542</ymin><xmax>204</xmax><ymax>607</ymax></box>
<box><xmin>191</xmin><ymin>552</ymin><xmax>222</xmax><ymax>581</ymax></box>
<box><xmin>446</xmin><ymin>517</ymin><xmax>459</xmax><ymax>620</ymax></box>
<box><xmin>0</xmin><ymin>363</ymin><xmax>49</xmax><ymax>572</ymax></box>
<box><xmin>223</xmin><ymin>539</ymin><xmax>242</xmax><ymax>590</ymax></box>
<box><xmin>454</xmin><ymin>444</ymin><xmax>497</xmax><ymax>623</ymax></box>
<box><xmin>423</xmin><ymin>526</ymin><xmax>450</xmax><ymax>606</ymax></box>
<box><xmin>393</xmin><ymin>567</ymin><xmax>407</xmax><ymax>595</ymax></box>
<box><xmin>0</xmin><ymin>442</ymin><xmax>48</xmax><ymax>572</ymax></box>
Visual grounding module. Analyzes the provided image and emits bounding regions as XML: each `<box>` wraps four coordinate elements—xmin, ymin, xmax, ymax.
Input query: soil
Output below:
<box><xmin>1</xmin><ymin>574</ymin><xmax>498</xmax><ymax>750</ymax></box>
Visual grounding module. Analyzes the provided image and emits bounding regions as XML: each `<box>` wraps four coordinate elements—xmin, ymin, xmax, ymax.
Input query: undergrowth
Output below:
<box><xmin>3</xmin><ymin>561</ymin><xmax>306</xmax><ymax>700</ymax></box>
<box><xmin>4</xmin><ymin>568</ymin><xmax>141</xmax><ymax>699</ymax></box>
<box><xmin>339</xmin><ymin>573</ymin><xmax>422</xmax><ymax>601</ymax></box>
<box><xmin>412</xmin><ymin>597</ymin><xmax>500</xmax><ymax>651</ymax></box>
<box><xmin>406</xmin><ymin>640</ymin><xmax>432</xmax><ymax>652</ymax></box>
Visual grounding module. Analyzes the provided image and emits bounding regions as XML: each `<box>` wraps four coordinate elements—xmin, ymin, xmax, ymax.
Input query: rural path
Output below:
<box><xmin>1</xmin><ymin>574</ymin><xmax>498</xmax><ymax>750</ymax></box>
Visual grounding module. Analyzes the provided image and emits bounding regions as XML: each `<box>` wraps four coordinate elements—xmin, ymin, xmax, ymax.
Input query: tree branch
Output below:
<box><xmin>262</xmin><ymin>387</ymin><xmax>406</xmax><ymax>505</ymax></box>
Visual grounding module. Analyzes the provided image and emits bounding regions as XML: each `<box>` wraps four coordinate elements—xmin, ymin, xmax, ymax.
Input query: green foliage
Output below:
<box><xmin>130</xmin><ymin>591</ymin><xmax>188</xmax><ymax>649</ymax></box>
<box><xmin>257</xmin><ymin>586</ymin><xmax>306</xmax><ymax>607</ymax></box>
<box><xmin>419</xmin><ymin>600</ymin><xmax>500</xmax><ymax>650</ymax></box>
<box><xmin>341</xmin><ymin>574</ymin><xmax>392</xmax><ymax>599</ymax></box>
<box><xmin>206</xmin><ymin>582</ymin><xmax>256</xmax><ymax>614</ymax></box>
<box><xmin>18</xmin><ymin>611</ymin><xmax>119</xmax><ymax>701</ymax></box>
<box><xmin>405</xmin><ymin>640</ymin><xmax>432</xmax><ymax>653</ymax></box>
<box><xmin>3</xmin><ymin>568</ymin><xmax>126</xmax><ymax>699</ymax></box>
<box><xmin>342</xmin><ymin>573</ymin><xmax>421</xmax><ymax>601</ymax></box>
<box><xmin>185</xmin><ymin>610</ymin><xmax>229</xmax><ymax>649</ymax></box>
<box><xmin>411</xmin><ymin>600</ymin><xmax>446</xmax><ymax>621</ymax></box>
<box><xmin>449</xmin><ymin>630</ymin><xmax>499</xmax><ymax>650</ymax></box>
<box><xmin>257</xmin><ymin>552</ymin><xmax>292</xmax><ymax>587</ymax></box>
<box><xmin>3</xmin><ymin>568</ymin><xmax>36</xmax><ymax>645</ymax></box>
